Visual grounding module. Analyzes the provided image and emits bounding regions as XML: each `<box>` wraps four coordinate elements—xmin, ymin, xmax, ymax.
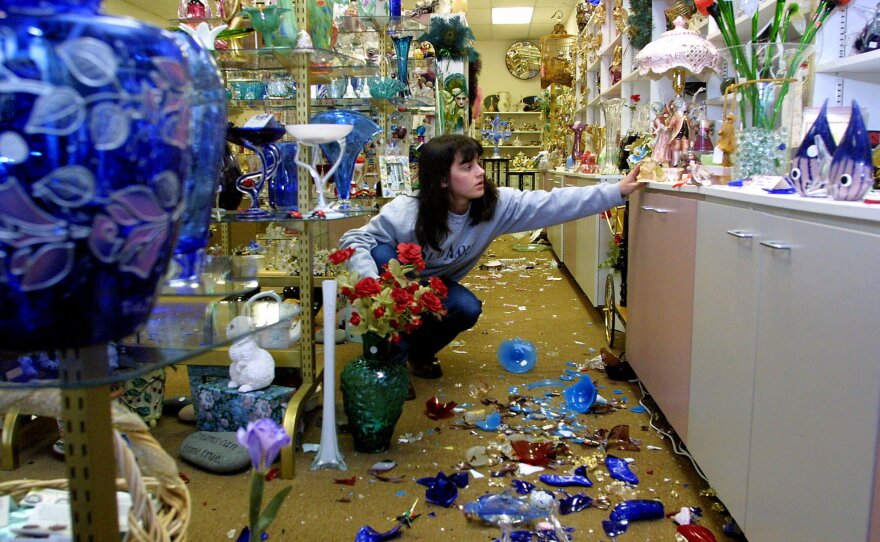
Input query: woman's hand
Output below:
<box><xmin>617</xmin><ymin>163</ymin><xmax>641</xmax><ymax>197</ymax></box>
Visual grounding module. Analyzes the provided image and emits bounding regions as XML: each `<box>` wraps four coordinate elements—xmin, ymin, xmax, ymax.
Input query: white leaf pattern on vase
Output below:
<box><xmin>89</xmin><ymin>102</ymin><xmax>130</xmax><ymax>150</ymax></box>
<box><xmin>24</xmin><ymin>87</ymin><xmax>86</xmax><ymax>136</ymax></box>
<box><xmin>56</xmin><ymin>37</ymin><xmax>119</xmax><ymax>88</ymax></box>
<box><xmin>32</xmin><ymin>166</ymin><xmax>96</xmax><ymax>208</ymax></box>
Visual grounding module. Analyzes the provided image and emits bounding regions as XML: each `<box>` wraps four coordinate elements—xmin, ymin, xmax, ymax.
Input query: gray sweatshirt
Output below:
<box><xmin>338</xmin><ymin>183</ymin><xmax>624</xmax><ymax>281</ymax></box>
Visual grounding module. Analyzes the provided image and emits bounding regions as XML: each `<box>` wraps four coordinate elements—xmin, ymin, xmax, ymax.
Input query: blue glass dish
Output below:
<box><xmin>0</xmin><ymin>0</ymin><xmax>196</xmax><ymax>350</ymax></box>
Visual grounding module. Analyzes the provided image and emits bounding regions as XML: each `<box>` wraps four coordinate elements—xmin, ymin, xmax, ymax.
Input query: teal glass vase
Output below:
<box><xmin>340</xmin><ymin>332</ymin><xmax>409</xmax><ymax>453</ymax></box>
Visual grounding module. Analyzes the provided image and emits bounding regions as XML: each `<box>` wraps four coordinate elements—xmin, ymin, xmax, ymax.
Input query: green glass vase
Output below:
<box><xmin>340</xmin><ymin>332</ymin><xmax>409</xmax><ymax>453</ymax></box>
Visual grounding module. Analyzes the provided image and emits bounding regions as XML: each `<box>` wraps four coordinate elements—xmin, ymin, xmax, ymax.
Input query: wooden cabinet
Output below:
<box><xmin>626</xmin><ymin>190</ymin><xmax>698</xmax><ymax>440</ymax></box>
<box><xmin>746</xmin><ymin>213</ymin><xmax>880</xmax><ymax>541</ymax></box>
<box><xmin>688</xmin><ymin>201</ymin><xmax>762</xmax><ymax>524</ymax></box>
<box><xmin>687</xmin><ymin>195</ymin><xmax>880</xmax><ymax>541</ymax></box>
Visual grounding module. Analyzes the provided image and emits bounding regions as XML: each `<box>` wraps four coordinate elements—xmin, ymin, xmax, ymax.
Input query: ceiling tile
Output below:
<box><xmin>467</xmin><ymin>8</ymin><xmax>491</xmax><ymax>25</ymax></box>
<box><xmin>491</xmin><ymin>24</ymin><xmax>531</xmax><ymax>40</ymax></box>
<box><xmin>490</xmin><ymin>0</ymin><xmax>536</xmax><ymax>8</ymax></box>
<box><xmin>469</xmin><ymin>23</ymin><xmax>493</xmax><ymax>41</ymax></box>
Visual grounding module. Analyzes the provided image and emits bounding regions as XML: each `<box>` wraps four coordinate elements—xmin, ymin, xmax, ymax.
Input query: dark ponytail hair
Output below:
<box><xmin>415</xmin><ymin>134</ymin><xmax>499</xmax><ymax>251</ymax></box>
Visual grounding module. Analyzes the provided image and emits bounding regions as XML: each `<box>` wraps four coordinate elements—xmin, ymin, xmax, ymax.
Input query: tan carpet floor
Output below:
<box><xmin>5</xmin><ymin>234</ymin><xmax>738</xmax><ymax>541</ymax></box>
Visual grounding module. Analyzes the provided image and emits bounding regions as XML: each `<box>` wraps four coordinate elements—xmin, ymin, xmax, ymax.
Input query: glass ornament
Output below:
<box><xmin>828</xmin><ymin>100</ymin><xmax>874</xmax><ymax>201</ymax></box>
<box><xmin>0</xmin><ymin>0</ymin><xmax>198</xmax><ymax>350</ymax></box>
<box><xmin>497</xmin><ymin>337</ymin><xmax>537</xmax><ymax>373</ymax></box>
<box><xmin>227</xmin><ymin>120</ymin><xmax>287</xmax><ymax>218</ymax></box>
<box><xmin>789</xmin><ymin>100</ymin><xmax>836</xmax><ymax>197</ymax></box>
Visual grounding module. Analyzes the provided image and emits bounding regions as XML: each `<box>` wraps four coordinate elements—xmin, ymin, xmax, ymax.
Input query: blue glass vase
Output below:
<box><xmin>273</xmin><ymin>142</ymin><xmax>299</xmax><ymax>211</ymax></box>
<box><xmin>0</xmin><ymin>0</ymin><xmax>196</xmax><ymax>351</ymax></box>
<box><xmin>391</xmin><ymin>35</ymin><xmax>413</xmax><ymax>98</ymax></box>
<box><xmin>309</xmin><ymin>110</ymin><xmax>381</xmax><ymax>209</ymax></box>
<box><xmin>170</xmin><ymin>33</ymin><xmax>227</xmax><ymax>283</ymax></box>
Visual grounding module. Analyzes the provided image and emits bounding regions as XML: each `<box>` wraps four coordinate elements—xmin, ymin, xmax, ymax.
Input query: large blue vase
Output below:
<box><xmin>0</xmin><ymin>0</ymin><xmax>196</xmax><ymax>350</ymax></box>
<box><xmin>309</xmin><ymin>110</ymin><xmax>381</xmax><ymax>208</ymax></box>
<box><xmin>170</xmin><ymin>33</ymin><xmax>227</xmax><ymax>283</ymax></box>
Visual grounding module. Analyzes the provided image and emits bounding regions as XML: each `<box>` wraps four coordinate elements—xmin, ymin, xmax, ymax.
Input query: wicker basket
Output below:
<box><xmin>0</xmin><ymin>430</ymin><xmax>190</xmax><ymax>542</ymax></box>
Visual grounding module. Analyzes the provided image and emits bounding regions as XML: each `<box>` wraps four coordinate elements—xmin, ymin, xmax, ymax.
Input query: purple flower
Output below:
<box><xmin>236</xmin><ymin>418</ymin><xmax>291</xmax><ymax>473</ymax></box>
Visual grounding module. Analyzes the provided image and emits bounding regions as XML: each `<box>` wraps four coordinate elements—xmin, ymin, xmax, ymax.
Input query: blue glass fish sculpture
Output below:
<box><xmin>828</xmin><ymin>101</ymin><xmax>874</xmax><ymax>201</ymax></box>
<box><xmin>789</xmin><ymin>100</ymin><xmax>836</xmax><ymax>197</ymax></box>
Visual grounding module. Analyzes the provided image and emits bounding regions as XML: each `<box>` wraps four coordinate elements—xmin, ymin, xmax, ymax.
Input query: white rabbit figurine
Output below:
<box><xmin>226</xmin><ymin>315</ymin><xmax>275</xmax><ymax>393</ymax></box>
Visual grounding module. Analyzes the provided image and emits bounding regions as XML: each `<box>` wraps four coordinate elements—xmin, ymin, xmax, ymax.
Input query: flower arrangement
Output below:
<box><xmin>695</xmin><ymin>0</ymin><xmax>852</xmax><ymax>128</ymax></box>
<box><xmin>236</xmin><ymin>419</ymin><xmax>293</xmax><ymax>541</ymax></box>
<box><xmin>328</xmin><ymin>242</ymin><xmax>448</xmax><ymax>342</ymax></box>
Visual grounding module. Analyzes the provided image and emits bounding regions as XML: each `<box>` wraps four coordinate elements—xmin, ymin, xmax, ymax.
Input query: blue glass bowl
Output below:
<box><xmin>368</xmin><ymin>77</ymin><xmax>406</xmax><ymax>99</ymax></box>
<box><xmin>497</xmin><ymin>338</ymin><xmax>537</xmax><ymax>373</ymax></box>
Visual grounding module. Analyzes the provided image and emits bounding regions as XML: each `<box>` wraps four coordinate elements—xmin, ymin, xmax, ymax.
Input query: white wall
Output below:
<box><xmin>473</xmin><ymin>39</ymin><xmax>543</xmax><ymax>108</ymax></box>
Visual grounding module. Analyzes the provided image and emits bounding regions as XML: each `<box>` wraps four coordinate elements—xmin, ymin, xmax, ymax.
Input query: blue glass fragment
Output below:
<box><xmin>354</xmin><ymin>523</ymin><xmax>403</xmax><ymax>542</ymax></box>
<box><xmin>558</xmin><ymin>493</ymin><xmax>592</xmax><ymax>515</ymax></box>
<box><xmin>605</xmin><ymin>455</ymin><xmax>639</xmax><ymax>484</ymax></box>
<box><xmin>513</xmin><ymin>479</ymin><xmax>536</xmax><ymax>495</ymax></box>
<box><xmin>609</xmin><ymin>499</ymin><xmax>664</xmax><ymax>522</ymax></box>
<box><xmin>538</xmin><ymin>474</ymin><xmax>592</xmax><ymax>488</ymax></box>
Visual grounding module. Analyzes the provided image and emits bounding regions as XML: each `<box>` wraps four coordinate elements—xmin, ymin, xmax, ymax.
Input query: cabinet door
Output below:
<box><xmin>747</xmin><ymin>215</ymin><xmax>880</xmax><ymax>541</ymax></box>
<box><xmin>688</xmin><ymin>201</ymin><xmax>763</xmax><ymax>524</ymax></box>
<box><xmin>626</xmin><ymin>191</ymin><xmax>698</xmax><ymax>439</ymax></box>
<box><xmin>572</xmin><ymin>212</ymin><xmax>600</xmax><ymax>305</ymax></box>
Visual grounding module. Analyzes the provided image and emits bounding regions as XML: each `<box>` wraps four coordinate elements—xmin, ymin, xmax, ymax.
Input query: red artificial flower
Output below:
<box><xmin>406</xmin><ymin>282</ymin><xmax>420</xmax><ymax>293</ymax></box>
<box><xmin>350</xmin><ymin>312</ymin><xmax>361</xmax><ymax>326</ymax></box>
<box><xmin>380</xmin><ymin>270</ymin><xmax>394</xmax><ymax>282</ymax></box>
<box><xmin>328</xmin><ymin>247</ymin><xmax>355</xmax><ymax>265</ymax></box>
<box><xmin>630</xmin><ymin>94</ymin><xmax>641</xmax><ymax>103</ymax></box>
<box><xmin>391</xmin><ymin>287</ymin><xmax>413</xmax><ymax>306</ymax></box>
<box><xmin>404</xmin><ymin>320</ymin><xmax>422</xmax><ymax>333</ymax></box>
<box><xmin>693</xmin><ymin>0</ymin><xmax>716</xmax><ymax>16</ymax></box>
<box><xmin>354</xmin><ymin>277</ymin><xmax>382</xmax><ymax>298</ymax></box>
<box><xmin>420</xmin><ymin>291</ymin><xmax>443</xmax><ymax>313</ymax></box>
<box><xmin>373</xmin><ymin>306</ymin><xmax>386</xmax><ymax>318</ymax></box>
<box><xmin>429</xmin><ymin>276</ymin><xmax>448</xmax><ymax>298</ymax></box>
<box><xmin>396</xmin><ymin>243</ymin><xmax>423</xmax><ymax>266</ymax></box>
<box><xmin>389</xmin><ymin>319</ymin><xmax>399</xmax><ymax>329</ymax></box>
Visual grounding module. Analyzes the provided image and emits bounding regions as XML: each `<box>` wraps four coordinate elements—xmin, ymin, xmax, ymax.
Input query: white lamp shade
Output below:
<box><xmin>635</xmin><ymin>16</ymin><xmax>722</xmax><ymax>78</ymax></box>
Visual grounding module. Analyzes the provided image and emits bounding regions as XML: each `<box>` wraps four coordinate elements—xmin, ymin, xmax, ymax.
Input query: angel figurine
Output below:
<box><xmin>650</xmin><ymin>102</ymin><xmax>671</xmax><ymax>165</ymax></box>
<box><xmin>666</xmin><ymin>98</ymin><xmax>691</xmax><ymax>167</ymax></box>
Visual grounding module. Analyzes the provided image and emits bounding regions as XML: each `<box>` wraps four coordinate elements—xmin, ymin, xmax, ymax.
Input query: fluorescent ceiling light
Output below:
<box><xmin>492</xmin><ymin>7</ymin><xmax>533</xmax><ymax>24</ymax></box>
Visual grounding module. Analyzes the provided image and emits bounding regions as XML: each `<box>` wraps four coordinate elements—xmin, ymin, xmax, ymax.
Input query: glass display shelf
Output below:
<box><xmin>336</xmin><ymin>15</ymin><xmax>426</xmax><ymax>35</ymax></box>
<box><xmin>0</xmin><ymin>300</ymin><xmax>298</xmax><ymax>389</ymax></box>
<box><xmin>214</xmin><ymin>47</ymin><xmax>368</xmax><ymax>76</ymax></box>
<box><xmin>161</xmin><ymin>277</ymin><xmax>259</xmax><ymax>297</ymax></box>
<box><xmin>311</xmin><ymin>96</ymin><xmax>435</xmax><ymax>112</ymax></box>
<box><xmin>213</xmin><ymin>207</ymin><xmax>376</xmax><ymax>222</ymax></box>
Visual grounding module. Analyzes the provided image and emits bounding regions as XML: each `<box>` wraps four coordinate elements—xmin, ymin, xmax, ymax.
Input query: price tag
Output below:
<box><xmin>749</xmin><ymin>175</ymin><xmax>789</xmax><ymax>190</ymax></box>
<box><xmin>244</xmin><ymin>113</ymin><xmax>275</xmax><ymax>129</ymax></box>
<box><xmin>712</xmin><ymin>145</ymin><xmax>724</xmax><ymax>165</ymax></box>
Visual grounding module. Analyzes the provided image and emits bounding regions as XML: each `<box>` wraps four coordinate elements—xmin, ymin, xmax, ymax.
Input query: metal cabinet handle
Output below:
<box><xmin>639</xmin><ymin>205</ymin><xmax>655</xmax><ymax>211</ymax></box>
<box><xmin>759</xmin><ymin>240</ymin><xmax>791</xmax><ymax>250</ymax></box>
<box><xmin>726</xmin><ymin>229</ymin><xmax>754</xmax><ymax>239</ymax></box>
<box><xmin>651</xmin><ymin>208</ymin><xmax>669</xmax><ymax>214</ymax></box>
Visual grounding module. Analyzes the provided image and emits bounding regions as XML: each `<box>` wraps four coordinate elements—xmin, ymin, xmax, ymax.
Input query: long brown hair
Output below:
<box><xmin>415</xmin><ymin>134</ymin><xmax>499</xmax><ymax>251</ymax></box>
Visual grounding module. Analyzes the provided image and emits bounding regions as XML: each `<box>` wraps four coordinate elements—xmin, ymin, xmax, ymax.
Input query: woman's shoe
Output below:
<box><xmin>409</xmin><ymin>357</ymin><xmax>443</xmax><ymax>379</ymax></box>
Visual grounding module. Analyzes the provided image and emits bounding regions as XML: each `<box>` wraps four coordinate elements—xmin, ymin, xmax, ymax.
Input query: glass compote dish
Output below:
<box><xmin>285</xmin><ymin>124</ymin><xmax>354</xmax><ymax>218</ymax></box>
<box><xmin>227</xmin><ymin>121</ymin><xmax>287</xmax><ymax>219</ymax></box>
<box><xmin>240</xmin><ymin>4</ymin><xmax>289</xmax><ymax>48</ymax></box>
<box><xmin>599</xmin><ymin>98</ymin><xmax>627</xmax><ymax>174</ymax></box>
<box><xmin>463</xmin><ymin>490</ymin><xmax>543</xmax><ymax>542</ymax></box>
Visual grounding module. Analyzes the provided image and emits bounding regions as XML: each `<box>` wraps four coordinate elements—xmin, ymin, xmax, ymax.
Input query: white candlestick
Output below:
<box><xmin>310</xmin><ymin>279</ymin><xmax>347</xmax><ymax>471</ymax></box>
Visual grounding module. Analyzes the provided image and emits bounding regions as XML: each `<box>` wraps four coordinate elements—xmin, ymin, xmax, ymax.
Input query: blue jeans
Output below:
<box><xmin>371</xmin><ymin>244</ymin><xmax>482</xmax><ymax>365</ymax></box>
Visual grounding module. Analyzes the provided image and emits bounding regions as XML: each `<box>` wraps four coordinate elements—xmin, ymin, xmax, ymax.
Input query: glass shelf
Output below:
<box><xmin>336</xmin><ymin>15</ymin><xmax>426</xmax><ymax>35</ymax></box>
<box><xmin>160</xmin><ymin>277</ymin><xmax>259</xmax><ymax>297</ymax></box>
<box><xmin>214</xmin><ymin>47</ymin><xmax>367</xmax><ymax>76</ymax></box>
<box><xmin>0</xmin><ymin>304</ymin><xmax>297</xmax><ymax>389</ymax></box>
<box><xmin>213</xmin><ymin>207</ymin><xmax>376</xmax><ymax>223</ymax></box>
